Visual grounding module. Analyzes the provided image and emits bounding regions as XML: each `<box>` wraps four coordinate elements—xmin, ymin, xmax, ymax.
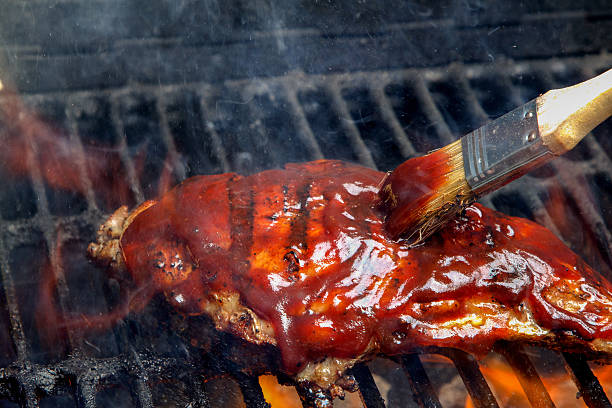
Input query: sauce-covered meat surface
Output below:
<box><xmin>118</xmin><ymin>160</ymin><xmax>612</xmax><ymax>374</ymax></box>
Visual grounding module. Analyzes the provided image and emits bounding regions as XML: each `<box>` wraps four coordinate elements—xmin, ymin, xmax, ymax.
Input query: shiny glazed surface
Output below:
<box><xmin>120</xmin><ymin>160</ymin><xmax>612</xmax><ymax>373</ymax></box>
<box><xmin>377</xmin><ymin>148</ymin><xmax>453</xmax><ymax>239</ymax></box>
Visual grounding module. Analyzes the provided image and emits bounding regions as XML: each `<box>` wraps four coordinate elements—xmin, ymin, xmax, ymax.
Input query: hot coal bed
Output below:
<box><xmin>1</xmin><ymin>1</ymin><xmax>612</xmax><ymax>407</ymax></box>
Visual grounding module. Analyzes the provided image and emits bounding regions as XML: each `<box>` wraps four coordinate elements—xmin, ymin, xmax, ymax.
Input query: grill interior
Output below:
<box><xmin>1</xmin><ymin>1</ymin><xmax>612</xmax><ymax>407</ymax></box>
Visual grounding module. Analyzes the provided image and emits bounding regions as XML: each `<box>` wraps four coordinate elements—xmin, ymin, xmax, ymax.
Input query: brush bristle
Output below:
<box><xmin>379</xmin><ymin>139</ymin><xmax>475</xmax><ymax>245</ymax></box>
<box><xmin>420</xmin><ymin>140</ymin><xmax>473</xmax><ymax>213</ymax></box>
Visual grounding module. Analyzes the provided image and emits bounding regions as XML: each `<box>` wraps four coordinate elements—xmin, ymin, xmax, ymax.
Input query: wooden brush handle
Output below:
<box><xmin>537</xmin><ymin>68</ymin><xmax>612</xmax><ymax>155</ymax></box>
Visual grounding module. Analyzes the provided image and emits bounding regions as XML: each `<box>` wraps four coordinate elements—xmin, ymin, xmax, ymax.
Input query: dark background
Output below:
<box><xmin>1</xmin><ymin>0</ymin><xmax>611</xmax><ymax>92</ymax></box>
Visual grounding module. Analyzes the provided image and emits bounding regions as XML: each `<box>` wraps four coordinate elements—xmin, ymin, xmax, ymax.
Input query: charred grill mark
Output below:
<box><xmin>289</xmin><ymin>178</ymin><xmax>312</xmax><ymax>251</ymax></box>
<box><xmin>229</xmin><ymin>176</ymin><xmax>255</xmax><ymax>264</ymax></box>
<box><xmin>283</xmin><ymin>250</ymin><xmax>300</xmax><ymax>281</ymax></box>
<box><xmin>320</xmin><ymin>183</ymin><xmax>339</xmax><ymax>239</ymax></box>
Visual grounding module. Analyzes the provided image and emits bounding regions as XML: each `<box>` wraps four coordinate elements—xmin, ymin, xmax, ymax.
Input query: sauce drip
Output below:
<box><xmin>120</xmin><ymin>160</ymin><xmax>612</xmax><ymax>374</ymax></box>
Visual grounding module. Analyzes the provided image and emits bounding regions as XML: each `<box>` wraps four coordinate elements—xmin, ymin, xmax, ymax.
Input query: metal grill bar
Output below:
<box><xmin>134</xmin><ymin>378</ymin><xmax>153</xmax><ymax>408</ymax></box>
<box><xmin>410</xmin><ymin>75</ymin><xmax>455</xmax><ymax>145</ymax></box>
<box><xmin>130</xmin><ymin>351</ymin><xmax>154</xmax><ymax>408</ymax></box>
<box><xmin>439</xmin><ymin>349</ymin><xmax>500</xmax><ymax>408</ymax></box>
<box><xmin>23</xmin><ymin>101</ymin><xmax>92</xmax><ymax>358</ymax></box>
<box><xmin>550</xmin><ymin>159</ymin><xmax>612</xmax><ymax>272</ymax></box>
<box><xmin>401</xmin><ymin>354</ymin><xmax>442</xmax><ymax>408</ymax></box>
<box><xmin>350</xmin><ymin>363</ymin><xmax>386</xmax><ymax>408</ymax></box>
<box><xmin>0</xmin><ymin>232</ymin><xmax>28</xmax><ymax>360</ymax></box>
<box><xmin>369</xmin><ymin>85</ymin><xmax>417</xmax><ymax>158</ymax></box>
<box><xmin>154</xmin><ymin>91</ymin><xmax>187</xmax><ymax>184</ymax></box>
<box><xmin>22</xmin><ymin>379</ymin><xmax>38</xmax><ymax>408</ymax></box>
<box><xmin>77</xmin><ymin>378</ymin><xmax>98</xmax><ymax>408</ymax></box>
<box><xmin>327</xmin><ymin>81</ymin><xmax>377</xmax><ymax>169</ymax></box>
<box><xmin>234</xmin><ymin>372</ymin><xmax>271</xmax><ymax>408</ymax></box>
<box><xmin>281</xmin><ymin>82</ymin><xmax>325</xmax><ymax>161</ymax></box>
<box><xmin>563</xmin><ymin>353</ymin><xmax>612</xmax><ymax>408</ymax></box>
<box><xmin>2</xmin><ymin>94</ymin><xmax>79</xmax><ymax>370</ymax></box>
<box><xmin>1</xmin><ymin>54</ymin><xmax>612</xmax><ymax>407</ymax></box>
<box><xmin>197</xmin><ymin>88</ymin><xmax>231</xmax><ymax>173</ymax></box>
<box><xmin>451</xmin><ymin>69</ymin><xmax>491</xmax><ymax>127</ymax></box>
<box><xmin>241</xmin><ymin>87</ymin><xmax>284</xmax><ymax>171</ymax></box>
<box><xmin>187</xmin><ymin>375</ymin><xmax>211</xmax><ymax>408</ymax></box>
<box><xmin>63</xmin><ymin>95</ymin><xmax>99</xmax><ymax>211</ymax></box>
<box><xmin>110</xmin><ymin>96</ymin><xmax>146</xmax><ymax>203</ymax></box>
<box><xmin>495</xmin><ymin>344</ymin><xmax>556</xmax><ymax>408</ymax></box>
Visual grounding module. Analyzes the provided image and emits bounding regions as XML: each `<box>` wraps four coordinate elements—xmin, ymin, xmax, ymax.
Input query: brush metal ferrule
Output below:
<box><xmin>461</xmin><ymin>99</ymin><xmax>554</xmax><ymax>196</ymax></box>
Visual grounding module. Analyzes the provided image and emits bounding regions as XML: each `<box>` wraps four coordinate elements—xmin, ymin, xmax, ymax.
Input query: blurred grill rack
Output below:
<box><xmin>1</xmin><ymin>51</ymin><xmax>612</xmax><ymax>407</ymax></box>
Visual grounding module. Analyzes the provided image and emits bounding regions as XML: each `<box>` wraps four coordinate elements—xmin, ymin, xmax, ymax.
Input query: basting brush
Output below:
<box><xmin>379</xmin><ymin>68</ymin><xmax>612</xmax><ymax>245</ymax></box>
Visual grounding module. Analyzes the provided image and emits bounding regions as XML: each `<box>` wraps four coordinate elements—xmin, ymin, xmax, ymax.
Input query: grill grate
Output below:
<box><xmin>495</xmin><ymin>343</ymin><xmax>556</xmax><ymax>408</ymax></box>
<box><xmin>1</xmin><ymin>53</ymin><xmax>612</xmax><ymax>407</ymax></box>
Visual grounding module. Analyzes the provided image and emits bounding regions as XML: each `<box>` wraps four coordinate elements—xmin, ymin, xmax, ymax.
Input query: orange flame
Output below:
<box><xmin>468</xmin><ymin>355</ymin><xmax>612</xmax><ymax>408</ymax></box>
<box><xmin>257</xmin><ymin>355</ymin><xmax>612</xmax><ymax>407</ymax></box>
<box><xmin>471</xmin><ymin>356</ymin><xmax>532</xmax><ymax>408</ymax></box>
<box><xmin>259</xmin><ymin>375</ymin><xmax>302</xmax><ymax>408</ymax></box>
<box><xmin>259</xmin><ymin>375</ymin><xmax>365</xmax><ymax>408</ymax></box>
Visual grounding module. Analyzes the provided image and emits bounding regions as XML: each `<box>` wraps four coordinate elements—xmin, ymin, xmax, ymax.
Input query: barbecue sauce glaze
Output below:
<box><xmin>377</xmin><ymin>147</ymin><xmax>458</xmax><ymax>239</ymax></box>
<box><xmin>120</xmin><ymin>160</ymin><xmax>612</xmax><ymax>374</ymax></box>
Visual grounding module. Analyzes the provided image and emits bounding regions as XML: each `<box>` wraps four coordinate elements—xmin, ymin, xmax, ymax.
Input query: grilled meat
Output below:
<box><xmin>88</xmin><ymin>159</ymin><xmax>612</xmax><ymax>392</ymax></box>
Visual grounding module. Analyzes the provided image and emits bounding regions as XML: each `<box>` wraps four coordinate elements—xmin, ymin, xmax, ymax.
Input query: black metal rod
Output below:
<box><xmin>439</xmin><ymin>348</ymin><xmax>500</xmax><ymax>408</ymax></box>
<box><xmin>282</xmin><ymin>83</ymin><xmax>325</xmax><ymax>161</ymax></box>
<box><xmin>495</xmin><ymin>344</ymin><xmax>556</xmax><ymax>408</ymax></box>
<box><xmin>188</xmin><ymin>375</ymin><xmax>211</xmax><ymax>408</ymax></box>
<box><xmin>295</xmin><ymin>383</ymin><xmax>333</xmax><ymax>408</ymax></box>
<box><xmin>563</xmin><ymin>353</ymin><xmax>612</xmax><ymax>408</ymax></box>
<box><xmin>2</xmin><ymin>55</ymin><xmax>612</xmax><ymax>408</ymax></box>
<box><xmin>350</xmin><ymin>363</ymin><xmax>386</xmax><ymax>408</ymax></box>
<box><xmin>233</xmin><ymin>372</ymin><xmax>271</xmax><ymax>408</ymax></box>
<box><xmin>75</xmin><ymin>377</ymin><xmax>98</xmax><ymax>408</ymax></box>
<box><xmin>369</xmin><ymin>85</ymin><xmax>417</xmax><ymax>158</ymax></box>
<box><xmin>326</xmin><ymin>81</ymin><xmax>377</xmax><ymax>169</ymax></box>
<box><xmin>401</xmin><ymin>354</ymin><xmax>442</xmax><ymax>408</ymax></box>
